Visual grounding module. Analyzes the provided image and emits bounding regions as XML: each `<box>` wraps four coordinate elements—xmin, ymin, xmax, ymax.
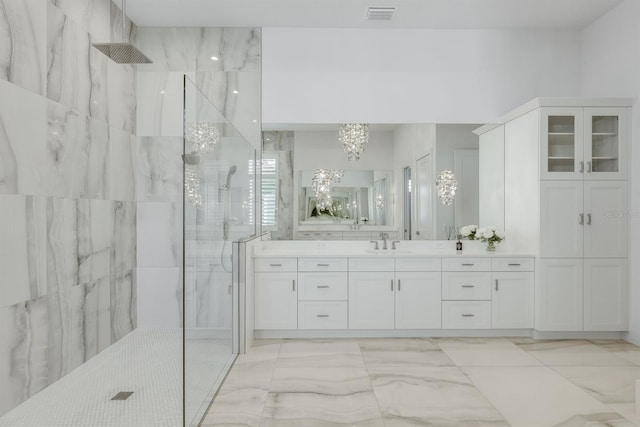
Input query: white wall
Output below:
<box><xmin>262</xmin><ymin>28</ymin><xmax>582</xmax><ymax>124</ymax></box>
<box><xmin>580</xmin><ymin>0</ymin><xmax>640</xmax><ymax>344</ymax></box>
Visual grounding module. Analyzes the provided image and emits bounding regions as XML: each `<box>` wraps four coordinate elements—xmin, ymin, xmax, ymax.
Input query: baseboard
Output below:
<box><xmin>254</xmin><ymin>329</ymin><xmax>533</xmax><ymax>339</ymax></box>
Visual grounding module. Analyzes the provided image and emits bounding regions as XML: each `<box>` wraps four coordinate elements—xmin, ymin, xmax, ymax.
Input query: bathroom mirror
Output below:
<box><xmin>262</xmin><ymin>123</ymin><xmax>481</xmax><ymax>240</ymax></box>
<box><xmin>298</xmin><ymin>170</ymin><xmax>392</xmax><ymax>226</ymax></box>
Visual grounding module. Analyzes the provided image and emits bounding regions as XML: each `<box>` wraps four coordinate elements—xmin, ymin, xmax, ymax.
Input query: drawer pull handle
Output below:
<box><xmin>495</xmin><ymin>279</ymin><xmax>499</xmax><ymax>291</ymax></box>
<box><xmin>461</xmin><ymin>285</ymin><xmax>475</xmax><ymax>288</ymax></box>
<box><xmin>270</xmin><ymin>263</ymin><xmax>282</xmax><ymax>267</ymax></box>
<box><xmin>391</xmin><ymin>280</ymin><xmax>394</xmax><ymax>291</ymax></box>
<box><xmin>398</xmin><ymin>280</ymin><xmax>401</xmax><ymax>291</ymax></box>
<box><xmin>317</xmin><ymin>263</ymin><xmax>330</xmax><ymax>267</ymax></box>
<box><xmin>508</xmin><ymin>263</ymin><xmax>521</xmax><ymax>266</ymax></box>
<box><xmin>462</xmin><ymin>263</ymin><xmax>474</xmax><ymax>266</ymax></box>
<box><xmin>317</xmin><ymin>314</ymin><xmax>329</xmax><ymax>318</ymax></box>
<box><xmin>462</xmin><ymin>314</ymin><xmax>475</xmax><ymax>317</ymax></box>
<box><xmin>317</xmin><ymin>285</ymin><xmax>330</xmax><ymax>289</ymax></box>
<box><xmin>292</xmin><ymin>280</ymin><xmax>296</xmax><ymax>292</ymax></box>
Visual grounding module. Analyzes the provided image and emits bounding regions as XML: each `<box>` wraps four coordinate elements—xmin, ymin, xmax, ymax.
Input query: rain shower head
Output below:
<box><xmin>182</xmin><ymin>152</ymin><xmax>201</xmax><ymax>165</ymax></box>
<box><xmin>92</xmin><ymin>43</ymin><xmax>152</xmax><ymax>64</ymax></box>
<box><xmin>92</xmin><ymin>0</ymin><xmax>152</xmax><ymax>64</ymax></box>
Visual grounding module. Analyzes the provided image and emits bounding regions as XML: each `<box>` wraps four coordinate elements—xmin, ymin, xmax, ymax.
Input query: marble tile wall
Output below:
<box><xmin>263</xmin><ymin>131</ymin><xmax>294</xmax><ymax>240</ymax></box>
<box><xmin>135</xmin><ymin>27</ymin><xmax>261</xmax><ymax>328</ymax></box>
<box><xmin>0</xmin><ymin>0</ymin><xmax>137</xmax><ymax>417</ymax></box>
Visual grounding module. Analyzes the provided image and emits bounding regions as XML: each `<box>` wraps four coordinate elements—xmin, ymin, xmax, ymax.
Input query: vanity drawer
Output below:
<box><xmin>298</xmin><ymin>301</ymin><xmax>348</xmax><ymax>329</ymax></box>
<box><xmin>298</xmin><ymin>272</ymin><xmax>348</xmax><ymax>300</ymax></box>
<box><xmin>395</xmin><ymin>257</ymin><xmax>441</xmax><ymax>272</ymax></box>
<box><xmin>297</xmin><ymin>231</ymin><xmax>342</xmax><ymax>240</ymax></box>
<box><xmin>442</xmin><ymin>301</ymin><xmax>492</xmax><ymax>329</ymax></box>
<box><xmin>349</xmin><ymin>257</ymin><xmax>395</xmax><ymax>272</ymax></box>
<box><xmin>442</xmin><ymin>272</ymin><xmax>492</xmax><ymax>300</ymax></box>
<box><xmin>298</xmin><ymin>257</ymin><xmax>348</xmax><ymax>272</ymax></box>
<box><xmin>442</xmin><ymin>257</ymin><xmax>491</xmax><ymax>272</ymax></box>
<box><xmin>255</xmin><ymin>257</ymin><xmax>297</xmax><ymax>272</ymax></box>
<box><xmin>492</xmin><ymin>258</ymin><xmax>534</xmax><ymax>272</ymax></box>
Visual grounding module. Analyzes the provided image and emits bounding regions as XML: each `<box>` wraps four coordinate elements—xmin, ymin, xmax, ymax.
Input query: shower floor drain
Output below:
<box><xmin>111</xmin><ymin>391</ymin><xmax>134</xmax><ymax>401</ymax></box>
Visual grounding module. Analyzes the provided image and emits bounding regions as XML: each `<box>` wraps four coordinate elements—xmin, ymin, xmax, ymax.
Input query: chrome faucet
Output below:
<box><xmin>380</xmin><ymin>232</ymin><xmax>389</xmax><ymax>250</ymax></box>
<box><xmin>369</xmin><ymin>240</ymin><xmax>379</xmax><ymax>250</ymax></box>
<box><xmin>392</xmin><ymin>240</ymin><xmax>400</xmax><ymax>250</ymax></box>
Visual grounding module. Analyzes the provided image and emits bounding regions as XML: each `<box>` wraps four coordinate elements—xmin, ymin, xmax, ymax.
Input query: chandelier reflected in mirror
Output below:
<box><xmin>184</xmin><ymin>122</ymin><xmax>220</xmax><ymax>207</ymax></box>
<box><xmin>339</xmin><ymin>123</ymin><xmax>369</xmax><ymax>161</ymax></box>
<box><xmin>436</xmin><ymin>170</ymin><xmax>457</xmax><ymax>206</ymax></box>
<box><xmin>311</xmin><ymin>169</ymin><xmax>344</xmax><ymax>211</ymax></box>
<box><xmin>375</xmin><ymin>193</ymin><xmax>384</xmax><ymax>209</ymax></box>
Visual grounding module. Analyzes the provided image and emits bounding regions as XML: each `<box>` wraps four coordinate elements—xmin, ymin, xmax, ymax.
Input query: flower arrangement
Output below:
<box><xmin>459</xmin><ymin>224</ymin><xmax>478</xmax><ymax>240</ymax></box>
<box><xmin>476</xmin><ymin>226</ymin><xmax>505</xmax><ymax>251</ymax></box>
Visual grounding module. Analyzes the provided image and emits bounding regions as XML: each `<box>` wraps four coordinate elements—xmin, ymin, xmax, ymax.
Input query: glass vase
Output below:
<box><xmin>486</xmin><ymin>241</ymin><xmax>496</xmax><ymax>252</ymax></box>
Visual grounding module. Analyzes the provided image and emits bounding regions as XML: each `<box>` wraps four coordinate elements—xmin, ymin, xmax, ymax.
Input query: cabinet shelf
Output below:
<box><xmin>592</xmin><ymin>132</ymin><xmax>617</xmax><ymax>137</ymax></box>
<box><xmin>592</xmin><ymin>157</ymin><xmax>618</xmax><ymax>160</ymax></box>
<box><xmin>548</xmin><ymin>157</ymin><xmax>574</xmax><ymax>160</ymax></box>
<box><xmin>548</xmin><ymin>132</ymin><xmax>575</xmax><ymax>136</ymax></box>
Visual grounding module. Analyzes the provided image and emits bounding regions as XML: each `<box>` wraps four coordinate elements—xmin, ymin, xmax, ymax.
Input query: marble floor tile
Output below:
<box><xmin>463</xmin><ymin>366</ymin><xmax>629</xmax><ymax>427</ymax></box>
<box><xmin>516</xmin><ymin>340</ymin><xmax>634</xmax><ymax>366</ymax></box>
<box><xmin>276</xmin><ymin>352</ymin><xmax>366</xmax><ymax>369</ymax></box>
<box><xmin>589</xmin><ymin>340</ymin><xmax>640</xmax><ymax>352</ymax></box>
<box><xmin>222</xmin><ymin>361</ymin><xmax>277</xmax><ymax>391</ymax></box>
<box><xmin>551</xmin><ymin>366</ymin><xmax>640</xmax><ymax>403</ymax></box>
<box><xmin>269</xmin><ymin>367</ymin><xmax>372</xmax><ymax>395</ymax></box>
<box><xmin>607</xmin><ymin>403</ymin><xmax>640</xmax><ymax>426</ymax></box>
<box><xmin>362</xmin><ymin>350</ymin><xmax>454</xmax><ymax>368</ymax></box>
<box><xmin>439</xmin><ymin>340</ymin><xmax>543</xmax><ymax>367</ymax></box>
<box><xmin>358</xmin><ymin>337</ymin><xmax>438</xmax><ymax>352</ymax></box>
<box><xmin>262</xmin><ymin>390</ymin><xmax>382</xmax><ymax>425</ymax></box>
<box><xmin>199</xmin><ymin>412</ymin><xmax>263</xmax><ymax>427</ymax></box>
<box><xmin>369</xmin><ymin>366</ymin><xmax>506</xmax><ymax>426</ymax></box>
<box><xmin>209</xmin><ymin>387</ymin><xmax>269</xmax><ymax>417</ymax></box>
<box><xmin>279</xmin><ymin>339</ymin><xmax>361</xmax><ymax>354</ymax></box>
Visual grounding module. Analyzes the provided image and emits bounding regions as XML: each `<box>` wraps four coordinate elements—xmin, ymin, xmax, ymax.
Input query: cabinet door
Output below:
<box><xmin>537</xmin><ymin>259</ymin><xmax>583</xmax><ymax>331</ymax></box>
<box><xmin>255</xmin><ymin>272</ymin><xmax>297</xmax><ymax>329</ymax></box>
<box><xmin>540</xmin><ymin>108</ymin><xmax>584</xmax><ymax>180</ymax></box>
<box><xmin>540</xmin><ymin>181</ymin><xmax>584</xmax><ymax>258</ymax></box>
<box><xmin>394</xmin><ymin>272</ymin><xmax>441</xmax><ymax>329</ymax></box>
<box><xmin>584</xmin><ymin>259</ymin><xmax>628</xmax><ymax>331</ymax></box>
<box><xmin>584</xmin><ymin>107</ymin><xmax>628</xmax><ymax>180</ymax></box>
<box><xmin>583</xmin><ymin>181</ymin><xmax>627</xmax><ymax>258</ymax></box>
<box><xmin>492</xmin><ymin>272</ymin><xmax>534</xmax><ymax>329</ymax></box>
<box><xmin>348</xmin><ymin>272</ymin><xmax>394</xmax><ymax>329</ymax></box>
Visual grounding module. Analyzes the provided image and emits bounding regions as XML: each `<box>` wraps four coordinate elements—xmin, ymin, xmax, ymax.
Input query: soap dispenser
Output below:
<box><xmin>456</xmin><ymin>235</ymin><xmax>463</xmax><ymax>253</ymax></box>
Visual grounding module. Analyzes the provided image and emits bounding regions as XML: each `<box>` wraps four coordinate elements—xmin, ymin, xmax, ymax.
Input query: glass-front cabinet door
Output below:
<box><xmin>540</xmin><ymin>107</ymin><xmax>584</xmax><ymax>180</ymax></box>
<box><xmin>584</xmin><ymin>107</ymin><xmax>627</xmax><ymax>180</ymax></box>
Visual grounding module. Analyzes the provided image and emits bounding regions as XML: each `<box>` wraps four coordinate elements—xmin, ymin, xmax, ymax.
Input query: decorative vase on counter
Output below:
<box><xmin>486</xmin><ymin>241</ymin><xmax>496</xmax><ymax>252</ymax></box>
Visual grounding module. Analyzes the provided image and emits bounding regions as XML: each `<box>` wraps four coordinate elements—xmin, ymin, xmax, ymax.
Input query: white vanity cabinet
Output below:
<box><xmin>297</xmin><ymin>258</ymin><xmax>348</xmax><ymax>329</ymax></box>
<box><xmin>255</xmin><ymin>258</ymin><xmax>298</xmax><ymax>330</ymax></box>
<box><xmin>394</xmin><ymin>258</ymin><xmax>442</xmax><ymax>329</ymax></box>
<box><xmin>348</xmin><ymin>271</ymin><xmax>395</xmax><ymax>329</ymax></box>
<box><xmin>442</xmin><ymin>258</ymin><xmax>492</xmax><ymax>329</ymax></box>
<box><xmin>491</xmin><ymin>259</ymin><xmax>534</xmax><ymax>329</ymax></box>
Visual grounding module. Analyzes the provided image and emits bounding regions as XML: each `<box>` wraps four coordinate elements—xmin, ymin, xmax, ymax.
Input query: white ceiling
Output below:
<box><xmin>126</xmin><ymin>0</ymin><xmax>623</xmax><ymax>29</ymax></box>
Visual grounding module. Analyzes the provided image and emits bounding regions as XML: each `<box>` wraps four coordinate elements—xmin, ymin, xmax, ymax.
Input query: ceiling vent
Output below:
<box><xmin>365</xmin><ymin>7</ymin><xmax>397</xmax><ymax>21</ymax></box>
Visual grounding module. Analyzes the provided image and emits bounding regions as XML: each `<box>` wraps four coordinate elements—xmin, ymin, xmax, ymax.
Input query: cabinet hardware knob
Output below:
<box><xmin>270</xmin><ymin>263</ymin><xmax>282</xmax><ymax>267</ymax></box>
<box><xmin>317</xmin><ymin>285</ymin><xmax>329</xmax><ymax>289</ymax></box>
<box><xmin>587</xmin><ymin>161</ymin><xmax>592</xmax><ymax>173</ymax></box>
<box><xmin>461</xmin><ymin>285</ymin><xmax>475</xmax><ymax>288</ymax></box>
<box><xmin>462</xmin><ymin>263</ymin><xmax>474</xmax><ymax>266</ymax></box>
<box><xmin>579</xmin><ymin>213</ymin><xmax>584</xmax><ymax>225</ymax></box>
<box><xmin>317</xmin><ymin>263</ymin><xmax>329</xmax><ymax>267</ymax></box>
<box><xmin>292</xmin><ymin>280</ymin><xmax>296</xmax><ymax>292</ymax></box>
<box><xmin>462</xmin><ymin>314</ymin><xmax>475</xmax><ymax>317</ymax></box>
<box><xmin>508</xmin><ymin>263</ymin><xmax>521</xmax><ymax>266</ymax></box>
<box><xmin>317</xmin><ymin>314</ymin><xmax>329</xmax><ymax>318</ymax></box>
<box><xmin>579</xmin><ymin>161</ymin><xmax>584</xmax><ymax>173</ymax></box>
<box><xmin>586</xmin><ymin>213</ymin><xmax>592</xmax><ymax>225</ymax></box>
<box><xmin>495</xmin><ymin>279</ymin><xmax>499</xmax><ymax>291</ymax></box>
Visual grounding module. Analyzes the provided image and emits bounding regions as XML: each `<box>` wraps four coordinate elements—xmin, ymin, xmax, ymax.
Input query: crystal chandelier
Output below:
<box><xmin>339</xmin><ymin>123</ymin><xmax>369</xmax><ymax>161</ymax></box>
<box><xmin>311</xmin><ymin>169</ymin><xmax>343</xmax><ymax>212</ymax></box>
<box><xmin>184</xmin><ymin>167</ymin><xmax>202</xmax><ymax>207</ymax></box>
<box><xmin>375</xmin><ymin>193</ymin><xmax>384</xmax><ymax>209</ymax></box>
<box><xmin>187</xmin><ymin>122</ymin><xmax>219</xmax><ymax>155</ymax></box>
<box><xmin>436</xmin><ymin>170</ymin><xmax>457</xmax><ymax>206</ymax></box>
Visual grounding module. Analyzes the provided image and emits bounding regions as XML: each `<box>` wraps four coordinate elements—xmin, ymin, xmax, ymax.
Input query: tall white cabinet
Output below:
<box><xmin>496</xmin><ymin>98</ymin><xmax>631</xmax><ymax>333</ymax></box>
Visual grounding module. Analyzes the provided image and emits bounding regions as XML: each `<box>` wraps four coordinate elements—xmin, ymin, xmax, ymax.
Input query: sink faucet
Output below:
<box><xmin>380</xmin><ymin>232</ymin><xmax>389</xmax><ymax>250</ymax></box>
<box><xmin>369</xmin><ymin>240</ymin><xmax>379</xmax><ymax>250</ymax></box>
<box><xmin>392</xmin><ymin>240</ymin><xmax>400</xmax><ymax>250</ymax></box>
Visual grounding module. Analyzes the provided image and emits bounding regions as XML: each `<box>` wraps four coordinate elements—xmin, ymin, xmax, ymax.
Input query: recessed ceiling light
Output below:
<box><xmin>232</xmin><ymin>90</ymin><xmax>239</xmax><ymax>94</ymax></box>
<box><xmin>211</xmin><ymin>56</ymin><xmax>219</xmax><ymax>61</ymax></box>
<box><xmin>252</xmin><ymin>119</ymin><xmax>257</xmax><ymax>123</ymax></box>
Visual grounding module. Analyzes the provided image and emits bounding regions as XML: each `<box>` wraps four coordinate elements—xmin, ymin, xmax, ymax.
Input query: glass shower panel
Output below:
<box><xmin>183</xmin><ymin>77</ymin><xmax>257</xmax><ymax>426</ymax></box>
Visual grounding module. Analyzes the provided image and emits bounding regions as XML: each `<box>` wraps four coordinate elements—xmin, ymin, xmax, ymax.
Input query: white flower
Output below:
<box><xmin>496</xmin><ymin>229</ymin><xmax>506</xmax><ymax>239</ymax></box>
<box><xmin>482</xmin><ymin>229</ymin><xmax>495</xmax><ymax>239</ymax></box>
<box><xmin>460</xmin><ymin>226</ymin><xmax>471</xmax><ymax>236</ymax></box>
